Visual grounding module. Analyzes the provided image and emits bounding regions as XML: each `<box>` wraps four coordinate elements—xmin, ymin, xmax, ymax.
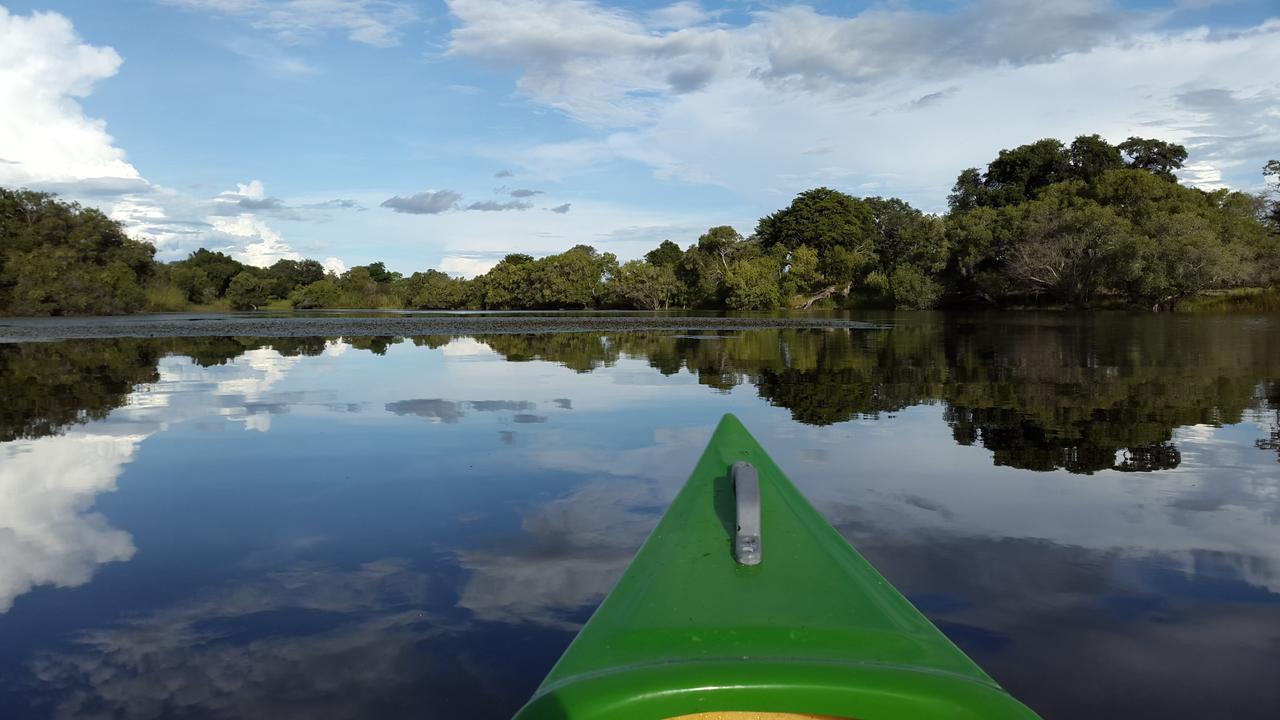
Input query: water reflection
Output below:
<box><xmin>28</xmin><ymin>561</ymin><xmax>541</xmax><ymax>719</ymax></box>
<box><xmin>0</xmin><ymin>314</ymin><xmax>1278</xmax><ymax>719</ymax></box>
<box><xmin>0</xmin><ymin>433</ymin><xmax>138</xmax><ymax>612</ymax></box>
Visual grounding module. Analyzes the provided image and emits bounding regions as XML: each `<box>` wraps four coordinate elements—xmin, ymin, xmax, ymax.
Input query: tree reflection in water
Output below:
<box><xmin>4</xmin><ymin>313</ymin><xmax>1279</xmax><ymax>472</ymax></box>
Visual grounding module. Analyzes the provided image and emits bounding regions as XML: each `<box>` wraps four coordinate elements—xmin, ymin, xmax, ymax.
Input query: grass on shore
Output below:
<box><xmin>144</xmin><ymin>284</ymin><xmax>188</xmax><ymax>312</ymax></box>
<box><xmin>1177</xmin><ymin>288</ymin><xmax>1280</xmax><ymax>313</ymax></box>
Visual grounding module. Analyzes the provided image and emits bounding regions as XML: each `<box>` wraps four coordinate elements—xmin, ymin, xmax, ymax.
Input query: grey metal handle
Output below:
<box><xmin>732</xmin><ymin>461</ymin><xmax>761</xmax><ymax>565</ymax></box>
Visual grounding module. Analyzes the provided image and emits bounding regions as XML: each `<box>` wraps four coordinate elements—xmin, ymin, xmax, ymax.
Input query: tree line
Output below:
<box><xmin>3</xmin><ymin>134</ymin><xmax>1278</xmax><ymax>316</ymax></box>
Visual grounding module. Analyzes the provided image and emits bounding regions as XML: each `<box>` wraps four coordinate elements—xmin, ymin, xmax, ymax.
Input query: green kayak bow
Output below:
<box><xmin>513</xmin><ymin>414</ymin><xmax>1041</xmax><ymax>720</ymax></box>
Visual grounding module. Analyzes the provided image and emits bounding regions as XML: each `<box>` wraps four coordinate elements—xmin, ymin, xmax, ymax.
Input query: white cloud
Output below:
<box><xmin>0</xmin><ymin>8</ymin><xmax>146</xmax><ymax>193</ymax></box>
<box><xmin>209</xmin><ymin>214</ymin><xmax>301</xmax><ymax>267</ymax></box>
<box><xmin>449</xmin><ymin>2</ymin><xmax>1280</xmax><ymax>205</ymax></box>
<box><xmin>322</xmin><ymin>256</ymin><xmax>348</xmax><ymax>275</ymax></box>
<box><xmin>162</xmin><ymin>0</ymin><xmax>418</xmax><ymax>48</ymax></box>
<box><xmin>756</xmin><ymin>0</ymin><xmax>1140</xmax><ymax>91</ymax></box>
<box><xmin>0</xmin><ymin>433</ymin><xmax>139</xmax><ymax>613</ymax></box>
<box><xmin>0</xmin><ymin>6</ymin><xmax>361</xmax><ymax>267</ymax></box>
<box><xmin>233</xmin><ymin>179</ymin><xmax>266</xmax><ymax>200</ymax></box>
<box><xmin>437</xmin><ymin>255</ymin><xmax>498</xmax><ymax>278</ymax></box>
<box><xmin>447</xmin><ymin>0</ymin><xmax>729</xmax><ymax>125</ymax></box>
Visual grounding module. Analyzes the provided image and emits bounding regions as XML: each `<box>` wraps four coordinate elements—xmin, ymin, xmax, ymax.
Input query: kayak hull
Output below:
<box><xmin>513</xmin><ymin>414</ymin><xmax>1041</xmax><ymax>720</ymax></box>
<box><xmin>517</xmin><ymin>660</ymin><xmax>1039</xmax><ymax>719</ymax></box>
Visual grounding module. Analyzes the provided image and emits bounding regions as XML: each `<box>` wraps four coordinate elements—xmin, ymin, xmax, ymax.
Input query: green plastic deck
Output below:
<box><xmin>513</xmin><ymin>414</ymin><xmax>1041</xmax><ymax>720</ymax></box>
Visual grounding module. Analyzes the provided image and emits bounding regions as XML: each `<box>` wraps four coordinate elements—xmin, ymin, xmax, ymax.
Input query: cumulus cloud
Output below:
<box><xmin>163</xmin><ymin>0</ymin><xmax>419</xmax><ymax>48</ymax></box>
<box><xmin>322</xmin><ymin>256</ymin><xmax>348</xmax><ymax>275</ymax></box>
<box><xmin>550</xmin><ymin>203</ymin><xmax>571</xmax><ymax>214</ymax></box>
<box><xmin>381</xmin><ymin>190</ymin><xmax>462</xmax><ymax>214</ymax></box>
<box><xmin>0</xmin><ymin>8</ymin><xmax>148</xmax><ymax>196</ymax></box>
<box><xmin>465</xmin><ymin>199</ymin><xmax>532</xmax><ymax>211</ymax></box>
<box><xmin>494</xmin><ymin>169</ymin><xmax>513</xmax><ymax>178</ymax></box>
<box><xmin>209</xmin><ymin>214</ymin><xmax>302</xmax><ymax>267</ymax></box>
<box><xmin>438</xmin><ymin>255</ymin><xmax>499</xmax><ymax>277</ymax></box>
<box><xmin>0</xmin><ymin>433</ymin><xmax>139</xmax><ymax>613</ymax></box>
<box><xmin>508</xmin><ymin>188</ymin><xmax>544</xmax><ymax>197</ymax></box>
<box><xmin>0</xmin><ymin>8</ymin><xmax>227</xmax><ymax>255</ymax></box>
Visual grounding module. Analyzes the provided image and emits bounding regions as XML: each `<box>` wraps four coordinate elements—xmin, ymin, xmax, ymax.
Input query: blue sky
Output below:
<box><xmin>0</xmin><ymin>1</ymin><xmax>1276</xmax><ymax>275</ymax></box>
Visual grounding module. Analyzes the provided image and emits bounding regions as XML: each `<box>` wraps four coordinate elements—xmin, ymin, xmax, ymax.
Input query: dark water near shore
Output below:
<box><xmin>1</xmin><ymin>312</ymin><xmax>1278</xmax><ymax>719</ymax></box>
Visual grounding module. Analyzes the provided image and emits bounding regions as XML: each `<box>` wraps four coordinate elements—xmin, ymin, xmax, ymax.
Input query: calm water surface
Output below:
<box><xmin>1</xmin><ymin>313</ymin><xmax>1278</xmax><ymax>719</ymax></box>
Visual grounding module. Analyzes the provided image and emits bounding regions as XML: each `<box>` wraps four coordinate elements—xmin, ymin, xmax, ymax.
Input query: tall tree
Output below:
<box><xmin>532</xmin><ymin>245</ymin><xmax>618</xmax><ymax>309</ymax></box>
<box><xmin>1004</xmin><ymin>192</ymin><xmax>1130</xmax><ymax>306</ymax></box>
<box><xmin>402</xmin><ymin>269</ymin><xmax>467</xmax><ymax>309</ymax></box>
<box><xmin>644</xmin><ymin>239</ymin><xmax>683</xmax><ymax>268</ymax></box>
<box><xmin>982</xmin><ymin>138</ymin><xmax>1072</xmax><ymax>206</ymax></box>
<box><xmin>755</xmin><ymin>188</ymin><xmax>876</xmax><ymax>287</ymax></box>
<box><xmin>611</xmin><ymin>260</ymin><xmax>679</xmax><ymax>310</ymax></box>
<box><xmin>179</xmin><ymin>249</ymin><xmax>244</xmax><ymax>296</ymax></box>
<box><xmin>1118</xmin><ymin>137</ymin><xmax>1188</xmax><ymax>182</ymax></box>
<box><xmin>225</xmin><ymin>271</ymin><xmax>272</xmax><ymax>310</ymax></box>
<box><xmin>1067</xmin><ymin>134</ymin><xmax>1124</xmax><ymax>184</ymax></box>
<box><xmin>948</xmin><ymin>168</ymin><xmax>986</xmax><ymax>212</ymax></box>
<box><xmin>0</xmin><ymin>189</ymin><xmax>155</xmax><ymax>315</ymax></box>
<box><xmin>480</xmin><ymin>253</ymin><xmax>536</xmax><ymax>309</ymax></box>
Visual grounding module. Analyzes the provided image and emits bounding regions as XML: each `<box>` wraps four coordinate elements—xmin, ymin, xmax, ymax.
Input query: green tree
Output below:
<box><xmin>1067</xmin><ymin>134</ymin><xmax>1124</xmax><ymax>184</ymax></box>
<box><xmin>170</xmin><ymin>265</ymin><xmax>216</xmax><ymax>304</ymax></box>
<box><xmin>361</xmin><ymin>261</ymin><xmax>400</xmax><ymax>285</ymax></box>
<box><xmin>725</xmin><ymin>256</ymin><xmax>783</xmax><ymax>310</ymax></box>
<box><xmin>225</xmin><ymin>271</ymin><xmax>271</xmax><ymax>310</ymax></box>
<box><xmin>0</xmin><ymin>189</ymin><xmax>155</xmax><ymax>315</ymax></box>
<box><xmin>756</xmin><ymin>189</ymin><xmax>876</xmax><ymax>283</ymax></box>
<box><xmin>266</xmin><ymin>258</ymin><xmax>326</xmax><ymax>297</ymax></box>
<box><xmin>1118</xmin><ymin>137</ymin><xmax>1188</xmax><ymax>182</ymax></box>
<box><xmin>864</xmin><ymin>196</ymin><xmax>947</xmax><ymax>307</ymax></box>
<box><xmin>4</xmin><ymin>248</ymin><xmax>148</xmax><ymax>315</ymax></box>
<box><xmin>179</xmin><ymin>249</ymin><xmax>245</xmax><ymax>296</ymax></box>
<box><xmin>889</xmin><ymin>265</ymin><xmax>944</xmax><ymax>310</ymax></box>
<box><xmin>611</xmin><ymin>259</ymin><xmax>679</xmax><ymax>309</ymax></box>
<box><xmin>1112</xmin><ymin>212</ymin><xmax>1237</xmax><ymax>310</ymax></box>
<box><xmin>480</xmin><ymin>253</ymin><xmax>536</xmax><ymax>309</ymax></box>
<box><xmin>290</xmin><ymin>277</ymin><xmax>343</xmax><ymax>309</ymax></box>
<box><xmin>644</xmin><ymin>240</ymin><xmax>683</xmax><ymax>268</ymax></box>
<box><xmin>403</xmin><ymin>269</ymin><xmax>467</xmax><ymax>309</ymax></box>
<box><xmin>943</xmin><ymin>206</ymin><xmax>1018</xmax><ymax>304</ymax></box>
<box><xmin>696</xmin><ymin>226</ymin><xmax>746</xmax><ymax>273</ymax></box>
<box><xmin>1005</xmin><ymin>192</ymin><xmax>1130</xmax><ymax>306</ymax></box>
<box><xmin>786</xmin><ymin>245</ymin><xmax>823</xmax><ymax>296</ymax></box>
<box><xmin>948</xmin><ymin>168</ymin><xmax>986</xmax><ymax>212</ymax></box>
<box><xmin>982</xmin><ymin>138</ymin><xmax>1071</xmax><ymax>206</ymax></box>
<box><xmin>532</xmin><ymin>245</ymin><xmax>617</xmax><ymax>308</ymax></box>
<box><xmin>675</xmin><ymin>244</ymin><xmax>726</xmax><ymax>308</ymax></box>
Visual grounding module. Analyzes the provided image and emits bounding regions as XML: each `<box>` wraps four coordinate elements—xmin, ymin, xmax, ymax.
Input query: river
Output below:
<box><xmin>0</xmin><ymin>311</ymin><xmax>1277</xmax><ymax>718</ymax></box>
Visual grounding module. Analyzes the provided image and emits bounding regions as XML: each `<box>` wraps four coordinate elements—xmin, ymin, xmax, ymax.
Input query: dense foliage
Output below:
<box><xmin>0</xmin><ymin>189</ymin><xmax>155</xmax><ymax>315</ymax></box>
<box><xmin>2</xmin><ymin>135</ymin><xmax>1276</xmax><ymax>316</ymax></box>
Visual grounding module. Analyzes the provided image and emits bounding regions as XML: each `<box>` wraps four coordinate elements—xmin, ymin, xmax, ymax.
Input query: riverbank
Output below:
<box><xmin>0</xmin><ymin>313</ymin><xmax>884</xmax><ymax>343</ymax></box>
